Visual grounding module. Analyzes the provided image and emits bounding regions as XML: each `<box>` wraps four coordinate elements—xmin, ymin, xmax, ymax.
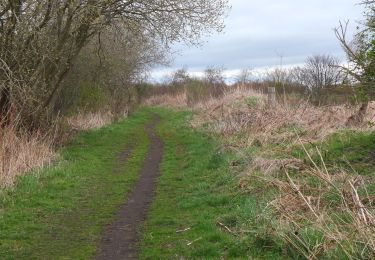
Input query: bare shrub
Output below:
<box><xmin>143</xmin><ymin>67</ymin><xmax>229</xmax><ymax>107</ymax></box>
<box><xmin>235</xmin><ymin>69</ymin><xmax>253</xmax><ymax>87</ymax></box>
<box><xmin>186</xmin><ymin>79</ymin><xmax>209</xmax><ymax>106</ymax></box>
<box><xmin>170</xmin><ymin>68</ymin><xmax>191</xmax><ymax>88</ymax></box>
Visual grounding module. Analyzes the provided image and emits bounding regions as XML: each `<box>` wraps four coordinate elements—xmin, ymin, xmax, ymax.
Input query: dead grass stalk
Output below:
<box><xmin>263</xmin><ymin>144</ymin><xmax>375</xmax><ymax>258</ymax></box>
<box><xmin>0</xmin><ymin>123</ymin><xmax>54</xmax><ymax>187</ymax></box>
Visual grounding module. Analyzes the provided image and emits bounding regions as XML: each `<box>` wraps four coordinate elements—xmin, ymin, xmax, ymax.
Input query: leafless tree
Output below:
<box><xmin>0</xmin><ymin>0</ymin><xmax>230</xmax><ymax>127</ymax></box>
<box><xmin>264</xmin><ymin>68</ymin><xmax>290</xmax><ymax>86</ymax></box>
<box><xmin>204</xmin><ymin>67</ymin><xmax>225</xmax><ymax>85</ymax></box>
<box><xmin>302</xmin><ymin>55</ymin><xmax>343</xmax><ymax>90</ymax></box>
<box><xmin>235</xmin><ymin>68</ymin><xmax>252</xmax><ymax>87</ymax></box>
<box><xmin>335</xmin><ymin>1</ymin><xmax>375</xmax><ymax>123</ymax></box>
<box><xmin>171</xmin><ymin>68</ymin><xmax>190</xmax><ymax>87</ymax></box>
<box><xmin>57</xmin><ymin>24</ymin><xmax>168</xmax><ymax>118</ymax></box>
<box><xmin>203</xmin><ymin>67</ymin><xmax>226</xmax><ymax>98</ymax></box>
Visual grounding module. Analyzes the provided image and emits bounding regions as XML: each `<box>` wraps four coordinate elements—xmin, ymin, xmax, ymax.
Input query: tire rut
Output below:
<box><xmin>96</xmin><ymin>116</ymin><xmax>163</xmax><ymax>260</ymax></box>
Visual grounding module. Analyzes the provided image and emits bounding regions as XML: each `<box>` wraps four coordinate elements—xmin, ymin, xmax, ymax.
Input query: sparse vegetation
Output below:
<box><xmin>2</xmin><ymin>0</ymin><xmax>375</xmax><ymax>259</ymax></box>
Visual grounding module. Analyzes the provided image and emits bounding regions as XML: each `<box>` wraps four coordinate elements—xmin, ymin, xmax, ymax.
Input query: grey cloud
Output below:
<box><xmin>152</xmin><ymin>0</ymin><xmax>363</xmax><ymax>79</ymax></box>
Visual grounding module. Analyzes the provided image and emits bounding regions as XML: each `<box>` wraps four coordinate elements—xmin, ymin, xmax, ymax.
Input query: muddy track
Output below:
<box><xmin>96</xmin><ymin>116</ymin><xmax>163</xmax><ymax>260</ymax></box>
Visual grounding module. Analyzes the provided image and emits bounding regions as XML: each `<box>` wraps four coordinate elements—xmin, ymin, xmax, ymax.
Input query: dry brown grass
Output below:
<box><xmin>143</xmin><ymin>92</ymin><xmax>187</xmax><ymax>109</ymax></box>
<box><xmin>262</xmin><ymin>147</ymin><xmax>375</xmax><ymax>259</ymax></box>
<box><xmin>249</xmin><ymin>157</ymin><xmax>304</xmax><ymax>176</ymax></box>
<box><xmin>191</xmin><ymin>89</ymin><xmax>369</xmax><ymax>147</ymax></box>
<box><xmin>0</xmin><ymin>125</ymin><xmax>54</xmax><ymax>187</ymax></box>
<box><xmin>0</xmin><ymin>110</ymin><xmax>123</xmax><ymax>187</ymax></box>
<box><xmin>144</xmin><ymin>87</ymin><xmax>371</xmax><ymax>147</ymax></box>
<box><xmin>189</xmin><ymin>88</ymin><xmax>375</xmax><ymax>257</ymax></box>
<box><xmin>66</xmin><ymin>111</ymin><xmax>116</xmax><ymax>130</ymax></box>
<box><xmin>235</xmin><ymin>143</ymin><xmax>375</xmax><ymax>258</ymax></box>
<box><xmin>144</xmin><ymin>86</ymin><xmax>375</xmax><ymax>258</ymax></box>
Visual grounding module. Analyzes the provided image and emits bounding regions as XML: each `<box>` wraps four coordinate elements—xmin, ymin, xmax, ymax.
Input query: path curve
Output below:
<box><xmin>96</xmin><ymin>116</ymin><xmax>163</xmax><ymax>260</ymax></box>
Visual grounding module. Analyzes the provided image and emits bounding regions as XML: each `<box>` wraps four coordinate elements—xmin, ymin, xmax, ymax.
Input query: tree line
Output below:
<box><xmin>1</xmin><ymin>0</ymin><xmax>375</xmax><ymax>128</ymax></box>
<box><xmin>0</xmin><ymin>0</ymin><xmax>229</xmax><ymax>129</ymax></box>
<box><xmin>147</xmin><ymin>54</ymin><xmax>350</xmax><ymax>106</ymax></box>
<box><xmin>149</xmin><ymin>0</ymin><xmax>375</xmax><ymax>110</ymax></box>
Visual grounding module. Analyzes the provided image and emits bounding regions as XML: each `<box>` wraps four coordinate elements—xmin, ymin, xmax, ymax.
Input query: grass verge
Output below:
<box><xmin>0</xmin><ymin>110</ymin><xmax>151</xmax><ymax>259</ymax></box>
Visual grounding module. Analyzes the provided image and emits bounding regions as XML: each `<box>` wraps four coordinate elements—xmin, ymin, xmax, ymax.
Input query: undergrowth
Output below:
<box><xmin>145</xmin><ymin>87</ymin><xmax>375</xmax><ymax>259</ymax></box>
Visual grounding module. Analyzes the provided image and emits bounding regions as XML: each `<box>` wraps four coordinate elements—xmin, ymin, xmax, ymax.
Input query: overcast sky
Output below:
<box><xmin>151</xmin><ymin>0</ymin><xmax>364</xmax><ymax>82</ymax></box>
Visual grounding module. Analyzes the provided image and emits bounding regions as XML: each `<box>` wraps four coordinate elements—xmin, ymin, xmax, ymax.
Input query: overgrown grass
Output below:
<box><xmin>143</xmin><ymin>87</ymin><xmax>375</xmax><ymax>258</ymax></box>
<box><xmin>3</xmin><ymin>104</ymin><xmax>374</xmax><ymax>259</ymax></box>
<box><xmin>293</xmin><ymin>130</ymin><xmax>375</xmax><ymax>175</ymax></box>
<box><xmin>139</xmin><ymin>108</ymin><xmax>283</xmax><ymax>259</ymax></box>
<box><xmin>0</xmin><ymin>124</ymin><xmax>54</xmax><ymax>187</ymax></box>
<box><xmin>243</xmin><ymin>129</ymin><xmax>375</xmax><ymax>259</ymax></box>
<box><xmin>0</xmin><ymin>110</ymin><xmax>151</xmax><ymax>259</ymax></box>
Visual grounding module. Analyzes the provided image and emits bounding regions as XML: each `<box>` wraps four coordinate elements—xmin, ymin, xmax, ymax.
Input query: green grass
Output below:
<box><xmin>139</xmin><ymin>108</ymin><xmax>283</xmax><ymax>259</ymax></box>
<box><xmin>292</xmin><ymin>130</ymin><xmax>375</xmax><ymax>175</ymax></box>
<box><xmin>320</xmin><ymin>131</ymin><xmax>375</xmax><ymax>175</ymax></box>
<box><xmin>291</xmin><ymin>129</ymin><xmax>375</xmax><ymax>203</ymax></box>
<box><xmin>0</xmin><ymin>110</ymin><xmax>151</xmax><ymax>259</ymax></box>
<box><xmin>0</xmin><ymin>107</ymin><xmax>291</xmax><ymax>259</ymax></box>
<box><xmin>139</xmin><ymin>109</ymin><xmax>375</xmax><ymax>259</ymax></box>
<box><xmin>245</xmin><ymin>96</ymin><xmax>260</xmax><ymax>107</ymax></box>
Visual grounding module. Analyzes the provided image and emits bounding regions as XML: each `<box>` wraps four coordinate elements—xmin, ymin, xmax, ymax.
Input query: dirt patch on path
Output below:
<box><xmin>96</xmin><ymin>116</ymin><xmax>163</xmax><ymax>260</ymax></box>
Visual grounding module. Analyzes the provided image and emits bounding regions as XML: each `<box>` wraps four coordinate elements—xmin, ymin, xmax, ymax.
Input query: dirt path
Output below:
<box><xmin>96</xmin><ymin>116</ymin><xmax>163</xmax><ymax>260</ymax></box>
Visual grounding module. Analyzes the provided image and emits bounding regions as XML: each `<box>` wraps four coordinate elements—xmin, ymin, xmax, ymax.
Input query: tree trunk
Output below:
<box><xmin>0</xmin><ymin>85</ymin><xmax>11</xmax><ymax>127</ymax></box>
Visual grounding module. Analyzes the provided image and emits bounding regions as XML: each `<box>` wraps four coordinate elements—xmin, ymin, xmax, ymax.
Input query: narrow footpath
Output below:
<box><xmin>96</xmin><ymin>116</ymin><xmax>163</xmax><ymax>260</ymax></box>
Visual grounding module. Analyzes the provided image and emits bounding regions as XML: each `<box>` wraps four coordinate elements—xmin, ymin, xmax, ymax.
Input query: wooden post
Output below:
<box><xmin>268</xmin><ymin>87</ymin><xmax>276</xmax><ymax>107</ymax></box>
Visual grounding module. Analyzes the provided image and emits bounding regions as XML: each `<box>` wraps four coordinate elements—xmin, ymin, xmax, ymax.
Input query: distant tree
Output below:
<box><xmin>203</xmin><ymin>67</ymin><xmax>226</xmax><ymax>97</ymax></box>
<box><xmin>289</xmin><ymin>67</ymin><xmax>307</xmax><ymax>87</ymax></box>
<box><xmin>204</xmin><ymin>67</ymin><xmax>226</xmax><ymax>86</ymax></box>
<box><xmin>235</xmin><ymin>69</ymin><xmax>252</xmax><ymax>87</ymax></box>
<box><xmin>287</xmin><ymin>55</ymin><xmax>343</xmax><ymax>103</ymax></box>
<box><xmin>302</xmin><ymin>55</ymin><xmax>342</xmax><ymax>90</ymax></box>
<box><xmin>171</xmin><ymin>68</ymin><xmax>190</xmax><ymax>87</ymax></box>
<box><xmin>264</xmin><ymin>68</ymin><xmax>290</xmax><ymax>87</ymax></box>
